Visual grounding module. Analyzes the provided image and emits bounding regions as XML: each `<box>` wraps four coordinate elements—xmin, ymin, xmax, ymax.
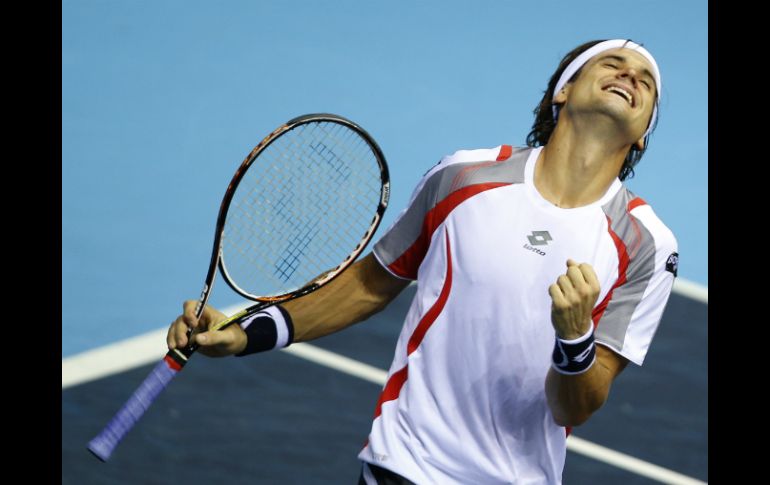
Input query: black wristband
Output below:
<box><xmin>551</xmin><ymin>326</ymin><xmax>596</xmax><ymax>375</ymax></box>
<box><xmin>235</xmin><ymin>305</ymin><xmax>294</xmax><ymax>357</ymax></box>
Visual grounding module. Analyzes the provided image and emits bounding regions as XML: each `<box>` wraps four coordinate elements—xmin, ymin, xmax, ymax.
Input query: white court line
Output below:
<box><xmin>282</xmin><ymin>342</ymin><xmax>388</xmax><ymax>385</ymax></box>
<box><xmin>672</xmin><ymin>278</ymin><xmax>708</xmax><ymax>304</ymax></box>
<box><xmin>62</xmin><ymin>328</ymin><xmax>169</xmax><ymax>389</ymax></box>
<box><xmin>62</xmin><ymin>297</ymin><xmax>707</xmax><ymax>484</ymax></box>
<box><xmin>566</xmin><ymin>436</ymin><xmax>707</xmax><ymax>485</ymax></box>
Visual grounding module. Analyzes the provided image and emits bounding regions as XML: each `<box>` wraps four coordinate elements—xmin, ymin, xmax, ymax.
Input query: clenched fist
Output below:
<box><xmin>548</xmin><ymin>259</ymin><xmax>600</xmax><ymax>340</ymax></box>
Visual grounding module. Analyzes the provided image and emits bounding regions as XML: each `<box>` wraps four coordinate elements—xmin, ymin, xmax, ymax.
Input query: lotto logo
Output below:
<box><xmin>527</xmin><ymin>231</ymin><xmax>553</xmax><ymax>246</ymax></box>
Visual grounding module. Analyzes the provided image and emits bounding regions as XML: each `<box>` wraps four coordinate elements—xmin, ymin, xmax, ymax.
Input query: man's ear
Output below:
<box><xmin>552</xmin><ymin>84</ymin><xmax>570</xmax><ymax>114</ymax></box>
<box><xmin>553</xmin><ymin>84</ymin><xmax>570</xmax><ymax>105</ymax></box>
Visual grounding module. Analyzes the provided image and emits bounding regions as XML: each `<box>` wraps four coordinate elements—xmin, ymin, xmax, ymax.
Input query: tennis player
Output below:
<box><xmin>168</xmin><ymin>39</ymin><xmax>678</xmax><ymax>484</ymax></box>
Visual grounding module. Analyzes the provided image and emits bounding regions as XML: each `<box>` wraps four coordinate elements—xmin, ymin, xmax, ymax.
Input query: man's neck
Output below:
<box><xmin>535</xmin><ymin>121</ymin><xmax>630</xmax><ymax>208</ymax></box>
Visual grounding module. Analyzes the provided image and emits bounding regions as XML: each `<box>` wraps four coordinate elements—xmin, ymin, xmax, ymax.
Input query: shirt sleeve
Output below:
<box><xmin>371</xmin><ymin>157</ymin><xmax>450</xmax><ymax>280</ymax></box>
<box><xmin>373</xmin><ymin>145</ymin><xmax>523</xmax><ymax>280</ymax></box>
<box><xmin>594</xmin><ymin>204</ymin><xmax>679</xmax><ymax>366</ymax></box>
<box><xmin>372</xmin><ymin>146</ymin><xmax>508</xmax><ymax>279</ymax></box>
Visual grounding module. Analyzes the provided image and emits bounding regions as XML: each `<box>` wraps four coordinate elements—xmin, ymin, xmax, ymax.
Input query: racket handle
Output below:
<box><xmin>87</xmin><ymin>352</ymin><xmax>185</xmax><ymax>461</ymax></box>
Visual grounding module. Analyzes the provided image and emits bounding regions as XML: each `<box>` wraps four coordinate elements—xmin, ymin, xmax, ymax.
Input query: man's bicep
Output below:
<box><xmin>357</xmin><ymin>253</ymin><xmax>411</xmax><ymax>303</ymax></box>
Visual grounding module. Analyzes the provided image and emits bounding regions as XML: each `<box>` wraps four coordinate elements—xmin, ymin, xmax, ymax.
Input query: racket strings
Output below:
<box><xmin>222</xmin><ymin>120</ymin><xmax>383</xmax><ymax>297</ymax></box>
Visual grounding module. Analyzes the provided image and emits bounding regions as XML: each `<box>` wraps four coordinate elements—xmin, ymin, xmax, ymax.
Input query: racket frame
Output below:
<box><xmin>185</xmin><ymin>113</ymin><xmax>390</xmax><ymax>352</ymax></box>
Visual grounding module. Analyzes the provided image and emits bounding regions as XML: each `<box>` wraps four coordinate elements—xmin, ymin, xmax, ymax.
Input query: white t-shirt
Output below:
<box><xmin>359</xmin><ymin>145</ymin><xmax>678</xmax><ymax>484</ymax></box>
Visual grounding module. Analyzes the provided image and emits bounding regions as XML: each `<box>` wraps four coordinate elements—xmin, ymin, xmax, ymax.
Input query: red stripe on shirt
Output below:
<box><xmin>496</xmin><ymin>144</ymin><xmax>512</xmax><ymax>161</ymax></box>
<box><xmin>407</xmin><ymin>232</ymin><xmax>453</xmax><ymax>354</ymax></box>
<box><xmin>627</xmin><ymin>197</ymin><xmax>647</xmax><ymax>212</ymax></box>
<box><xmin>592</xmin><ymin>215</ymin><xmax>631</xmax><ymax>326</ymax></box>
<box><xmin>373</xmin><ymin>365</ymin><xmax>408</xmax><ymax>419</ymax></box>
<box><xmin>388</xmin><ymin>182</ymin><xmax>509</xmax><ymax>278</ymax></box>
<box><xmin>374</xmin><ymin>232</ymin><xmax>454</xmax><ymax>418</ymax></box>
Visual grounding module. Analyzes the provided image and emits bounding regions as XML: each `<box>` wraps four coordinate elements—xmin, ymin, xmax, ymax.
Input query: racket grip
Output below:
<box><xmin>87</xmin><ymin>353</ymin><xmax>183</xmax><ymax>461</ymax></box>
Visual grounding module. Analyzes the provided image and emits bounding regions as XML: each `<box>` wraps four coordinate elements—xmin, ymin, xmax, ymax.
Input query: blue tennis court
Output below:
<box><xmin>63</xmin><ymin>285</ymin><xmax>707</xmax><ymax>483</ymax></box>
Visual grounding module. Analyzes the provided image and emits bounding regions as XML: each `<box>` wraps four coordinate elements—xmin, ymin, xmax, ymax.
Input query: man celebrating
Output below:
<box><xmin>168</xmin><ymin>39</ymin><xmax>678</xmax><ymax>484</ymax></box>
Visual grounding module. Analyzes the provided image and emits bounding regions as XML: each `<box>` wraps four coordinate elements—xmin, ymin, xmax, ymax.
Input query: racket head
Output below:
<box><xmin>215</xmin><ymin>113</ymin><xmax>390</xmax><ymax>303</ymax></box>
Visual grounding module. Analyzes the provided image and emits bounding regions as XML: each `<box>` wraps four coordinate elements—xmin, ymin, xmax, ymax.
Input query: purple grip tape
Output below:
<box><xmin>87</xmin><ymin>357</ymin><xmax>179</xmax><ymax>461</ymax></box>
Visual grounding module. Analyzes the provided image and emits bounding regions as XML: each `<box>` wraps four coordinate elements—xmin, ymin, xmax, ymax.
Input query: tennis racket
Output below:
<box><xmin>87</xmin><ymin>113</ymin><xmax>390</xmax><ymax>461</ymax></box>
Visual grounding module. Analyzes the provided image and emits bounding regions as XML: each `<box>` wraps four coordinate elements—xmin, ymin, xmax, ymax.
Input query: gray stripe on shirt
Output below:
<box><xmin>595</xmin><ymin>188</ymin><xmax>656</xmax><ymax>351</ymax></box>
<box><xmin>374</xmin><ymin>146</ymin><xmax>530</xmax><ymax>273</ymax></box>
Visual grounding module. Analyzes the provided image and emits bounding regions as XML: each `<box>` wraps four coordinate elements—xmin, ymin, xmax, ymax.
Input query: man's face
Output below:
<box><xmin>558</xmin><ymin>47</ymin><xmax>658</xmax><ymax>145</ymax></box>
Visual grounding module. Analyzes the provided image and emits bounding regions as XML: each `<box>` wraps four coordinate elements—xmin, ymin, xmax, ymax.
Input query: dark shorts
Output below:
<box><xmin>358</xmin><ymin>462</ymin><xmax>416</xmax><ymax>485</ymax></box>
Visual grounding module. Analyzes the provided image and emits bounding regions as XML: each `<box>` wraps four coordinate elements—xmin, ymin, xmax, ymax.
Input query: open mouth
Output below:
<box><xmin>604</xmin><ymin>85</ymin><xmax>635</xmax><ymax>107</ymax></box>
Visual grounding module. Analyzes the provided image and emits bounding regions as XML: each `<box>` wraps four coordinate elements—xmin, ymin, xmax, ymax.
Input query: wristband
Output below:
<box><xmin>551</xmin><ymin>325</ymin><xmax>596</xmax><ymax>375</ymax></box>
<box><xmin>235</xmin><ymin>305</ymin><xmax>294</xmax><ymax>357</ymax></box>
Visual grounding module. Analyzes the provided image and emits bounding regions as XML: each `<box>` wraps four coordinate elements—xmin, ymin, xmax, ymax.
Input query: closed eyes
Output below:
<box><xmin>603</xmin><ymin>62</ymin><xmax>652</xmax><ymax>90</ymax></box>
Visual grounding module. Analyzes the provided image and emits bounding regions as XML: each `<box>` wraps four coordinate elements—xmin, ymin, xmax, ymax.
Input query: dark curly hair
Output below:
<box><xmin>525</xmin><ymin>40</ymin><xmax>659</xmax><ymax>181</ymax></box>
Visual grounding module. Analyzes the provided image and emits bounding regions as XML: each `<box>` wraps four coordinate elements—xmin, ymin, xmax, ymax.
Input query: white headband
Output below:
<box><xmin>551</xmin><ymin>39</ymin><xmax>661</xmax><ymax>139</ymax></box>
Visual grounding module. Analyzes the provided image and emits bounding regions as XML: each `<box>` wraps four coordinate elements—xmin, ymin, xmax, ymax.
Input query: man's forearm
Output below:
<box><xmin>544</xmin><ymin>345</ymin><xmax>627</xmax><ymax>426</ymax></box>
<box><xmin>545</xmin><ymin>362</ymin><xmax>610</xmax><ymax>426</ymax></box>
<box><xmin>283</xmin><ymin>254</ymin><xmax>409</xmax><ymax>342</ymax></box>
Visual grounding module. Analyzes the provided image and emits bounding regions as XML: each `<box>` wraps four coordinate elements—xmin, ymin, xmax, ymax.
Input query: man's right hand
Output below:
<box><xmin>166</xmin><ymin>300</ymin><xmax>248</xmax><ymax>357</ymax></box>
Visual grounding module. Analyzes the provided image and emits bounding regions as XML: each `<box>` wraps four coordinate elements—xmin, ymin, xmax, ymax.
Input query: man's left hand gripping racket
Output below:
<box><xmin>87</xmin><ymin>113</ymin><xmax>389</xmax><ymax>461</ymax></box>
